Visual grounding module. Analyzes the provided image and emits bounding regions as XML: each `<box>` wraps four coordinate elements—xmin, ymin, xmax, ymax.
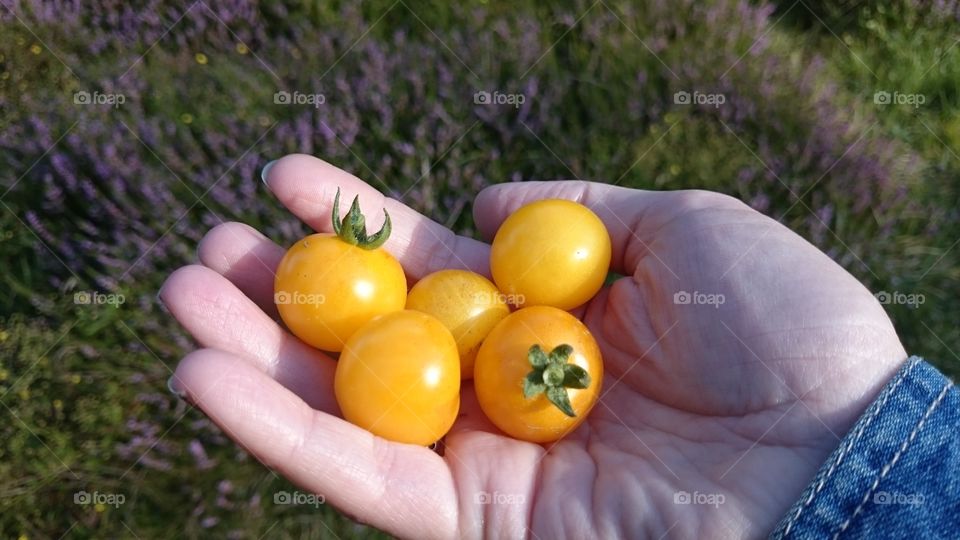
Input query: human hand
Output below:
<box><xmin>160</xmin><ymin>154</ymin><xmax>906</xmax><ymax>539</ymax></box>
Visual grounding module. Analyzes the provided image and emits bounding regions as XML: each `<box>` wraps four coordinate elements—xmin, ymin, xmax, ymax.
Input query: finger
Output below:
<box><xmin>197</xmin><ymin>221</ymin><xmax>285</xmax><ymax>318</ymax></box>
<box><xmin>171</xmin><ymin>349</ymin><xmax>458</xmax><ymax>539</ymax></box>
<box><xmin>262</xmin><ymin>154</ymin><xmax>490</xmax><ymax>278</ymax></box>
<box><xmin>159</xmin><ymin>265</ymin><xmax>338</xmax><ymax>414</ymax></box>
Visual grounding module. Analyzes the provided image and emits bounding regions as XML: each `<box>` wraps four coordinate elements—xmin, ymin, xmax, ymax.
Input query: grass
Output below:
<box><xmin>779</xmin><ymin>0</ymin><xmax>960</xmax><ymax>368</ymax></box>
<box><xmin>0</xmin><ymin>0</ymin><xmax>957</xmax><ymax>537</ymax></box>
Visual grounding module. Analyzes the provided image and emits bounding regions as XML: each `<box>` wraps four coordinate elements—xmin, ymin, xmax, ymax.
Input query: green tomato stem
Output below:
<box><xmin>332</xmin><ymin>188</ymin><xmax>392</xmax><ymax>250</ymax></box>
<box><xmin>522</xmin><ymin>344</ymin><xmax>591</xmax><ymax>417</ymax></box>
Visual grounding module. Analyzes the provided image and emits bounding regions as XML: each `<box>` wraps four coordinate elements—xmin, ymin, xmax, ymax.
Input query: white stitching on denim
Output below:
<box><xmin>832</xmin><ymin>379</ymin><xmax>953</xmax><ymax>539</ymax></box>
<box><xmin>780</xmin><ymin>357</ymin><xmax>920</xmax><ymax>537</ymax></box>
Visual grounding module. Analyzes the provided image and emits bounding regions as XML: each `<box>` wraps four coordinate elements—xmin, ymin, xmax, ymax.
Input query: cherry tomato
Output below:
<box><xmin>490</xmin><ymin>199</ymin><xmax>611</xmax><ymax>310</ymax></box>
<box><xmin>474</xmin><ymin>306</ymin><xmax>603</xmax><ymax>443</ymax></box>
<box><xmin>335</xmin><ymin>310</ymin><xmax>461</xmax><ymax>445</ymax></box>
<box><xmin>275</xmin><ymin>190</ymin><xmax>406</xmax><ymax>351</ymax></box>
<box><xmin>406</xmin><ymin>269</ymin><xmax>511</xmax><ymax>380</ymax></box>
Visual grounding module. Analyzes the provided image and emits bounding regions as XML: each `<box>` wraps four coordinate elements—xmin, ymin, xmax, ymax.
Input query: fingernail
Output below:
<box><xmin>261</xmin><ymin>159</ymin><xmax>277</xmax><ymax>185</ymax></box>
<box><xmin>167</xmin><ymin>375</ymin><xmax>187</xmax><ymax>399</ymax></box>
<box><xmin>156</xmin><ymin>280</ymin><xmax>171</xmax><ymax>310</ymax></box>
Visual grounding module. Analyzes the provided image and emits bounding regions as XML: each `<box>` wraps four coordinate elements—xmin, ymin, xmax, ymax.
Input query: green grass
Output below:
<box><xmin>1</xmin><ymin>1</ymin><xmax>958</xmax><ymax>537</ymax></box>
<box><xmin>778</xmin><ymin>1</ymin><xmax>960</xmax><ymax>372</ymax></box>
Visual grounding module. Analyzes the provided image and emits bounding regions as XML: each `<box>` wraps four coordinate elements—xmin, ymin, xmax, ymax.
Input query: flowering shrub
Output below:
<box><xmin>1</xmin><ymin>0</ymin><xmax>920</xmax><ymax>291</ymax></box>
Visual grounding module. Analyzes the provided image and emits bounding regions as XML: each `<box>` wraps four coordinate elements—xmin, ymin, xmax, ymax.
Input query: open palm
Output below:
<box><xmin>161</xmin><ymin>154</ymin><xmax>906</xmax><ymax>539</ymax></box>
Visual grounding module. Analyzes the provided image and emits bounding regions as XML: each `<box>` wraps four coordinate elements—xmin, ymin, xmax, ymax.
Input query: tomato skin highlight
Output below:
<box><xmin>274</xmin><ymin>233</ymin><xmax>406</xmax><ymax>352</ymax></box>
<box><xmin>406</xmin><ymin>269</ymin><xmax>511</xmax><ymax>380</ymax></box>
<box><xmin>335</xmin><ymin>310</ymin><xmax>461</xmax><ymax>445</ymax></box>
<box><xmin>474</xmin><ymin>306</ymin><xmax>603</xmax><ymax>443</ymax></box>
<box><xmin>490</xmin><ymin>199</ymin><xmax>611</xmax><ymax>310</ymax></box>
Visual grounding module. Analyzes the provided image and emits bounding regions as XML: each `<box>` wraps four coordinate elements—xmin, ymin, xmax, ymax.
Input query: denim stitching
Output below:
<box><xmin>780</xmin><ymin>357</ymin><xmax>920</xmax><ymax>537</ymax></box>
<box><xmin>832</xmin><ymin>379</ymin><xmax>953</xmax><ymax>539</ymax></box>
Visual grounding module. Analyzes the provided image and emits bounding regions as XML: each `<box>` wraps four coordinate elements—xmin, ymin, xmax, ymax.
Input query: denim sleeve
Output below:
<box><xmin>769</xmin><ymin>356</ymin><xmax>959</xmax><ymax>539</ymax></box>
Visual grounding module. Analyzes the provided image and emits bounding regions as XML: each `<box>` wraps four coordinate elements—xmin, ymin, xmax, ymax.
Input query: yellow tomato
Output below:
<box><xmin>474</xmin><ymin>306</ymin><xmax>603</xmax><ymax>443</ymax></box>
<box><xmin>406</xmin><ymin>270</ymin><xmax>511</xmax><ymax>379</ymax></box>
<box><xmin>490</xmin><ymin>199</ymin><xmax>611</xmax><ymax>310</ymax></box>
<box><xmin>335</xmin><ymin>310</ymin><xmax>461</xmax><ymax>445</ymax></box>
<box><xmin>275</xmin><ymin>190</ymin><xmax>406</xmax><ymax>351</ymax></box>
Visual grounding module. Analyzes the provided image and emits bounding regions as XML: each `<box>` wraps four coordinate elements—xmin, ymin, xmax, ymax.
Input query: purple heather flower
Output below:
<box><xmin>189</xmin><ymin>439</ymin><xmax>217</xmax><ymax>470</ymax></box>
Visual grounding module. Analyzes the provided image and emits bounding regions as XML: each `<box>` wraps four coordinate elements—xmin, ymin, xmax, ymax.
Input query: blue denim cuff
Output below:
<box><xmin>770</xmin><ymin>356</ymin><xmax>959</xmax><ymax>539</ymax></box>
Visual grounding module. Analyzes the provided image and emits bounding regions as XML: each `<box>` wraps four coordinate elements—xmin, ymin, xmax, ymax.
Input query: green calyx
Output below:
<box><xmin>331</xmin><ymin>188</ymin><xmax>392</xmax><ymax>249</ymax></box>
<box><xmin>522</xmin><ymin>344</ymin><xmax>591</xmax><ymax>417</ymax></box>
